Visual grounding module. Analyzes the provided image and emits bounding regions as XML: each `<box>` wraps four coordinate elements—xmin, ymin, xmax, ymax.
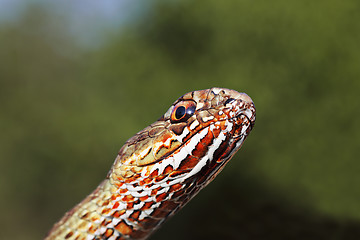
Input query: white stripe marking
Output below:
<box><xmin>174</xmin><ymin>127</ymin><xmax>190</xmax><ymax>142</ymax></box>
<box><xmin>189</xmin><ymin>120</ymin><xmax>199</xmax><ymax>130</ymax></box>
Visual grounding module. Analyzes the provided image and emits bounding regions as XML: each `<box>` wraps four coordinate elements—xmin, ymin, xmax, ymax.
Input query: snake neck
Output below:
<box><xmin>46</xmin><ymin>173</ymin><xmax>202</xmax><ymax>240</ymax></box>
<box><xmin>45</xmin><ymin>88</ymin><xmax>256</xmax><ymax>240</ymax></box>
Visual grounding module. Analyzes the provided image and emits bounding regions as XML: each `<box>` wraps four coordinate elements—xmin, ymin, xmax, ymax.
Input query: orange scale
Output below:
<box><xmin>127</xmin><ymin>202</ymin><xmax>134</xmax><ymax>209</ymax></box>
<box><xmin>103</xmin><ymin>228</ymin><xmax>114</xmax><ymax>238</ymax></box>
<box><xmin>140</xmin><ymin>201</ymin><xmax>154</xmax><ymax>210</ymax></box>
<box><xmin>101</xmin><ymin>208</ymin><xmax>111</xmax><ymax>215</ymax></box>
<box><xmin>144</xmin><ymin>182</ymin><xmax>154</xmax><ymax>188</ymax></box>
<box><xmin>119</xmin><ymin>188</ymin><xmax>128</xmax><ymax>194</ymax></box>
<box><xmin>150</xmin><ymin>186</ymin><xmax>162</xmax><ymax>196</ymax></box>
<box><xmin>177</xmin><ymin>155</ymin><xmax>199</xmax><ymax>171</ymax></box>
<box><xmin>122</xmin><ymin>195</ymin><xmax>135</xmax><ymax>202</ymax></box>
<box><xmin>114</xmin><ymin>182</ymin><xmax>124</xmax><ymax>188</ymax></box>
<box><xmin>162</xmin><ymin>165</ymin><xmax>174</xmax><ymax>175</ymax></box>
<box><xmin>133</xmin><ymin>173</ymin><xmax>141</xmax><ymax>179</ymax></box>
<box><xmin>101</xmin><ymin>218</ymin><xmax>112</xmax><ymax>227</ymax></box>
<box><xmin>155</xmin><ymin>175</ymin><xmax>166</xmax><ymax>182</ymax></box>
<box><xmin>129</xmin><ymin>210</ymin><xmax>140</xmax><ymax>221</ymax></box>
<box><xmin>148</xmin><ymin>169</ymin><xmax>159</xmax><ymax>179</ymax></box>
<box><xmin>139</xmin><ymin>178</ymin><xmax>153</xmax><ymax>186</ymax></box>
<box><xmin>182</xmin><ymin>131</ymin><xmax>192</xmax><ymax>143</ymax></box>
<box><xmin>169</xmin><ymin>170</ymin><xmax>189</xmax><ymax>178</ymax></box>
<box><xmin>155</xmin><ymin>192</ymin><xmax>168</xmax><ymax>202</ymax></box>
<box><xmin>220</xmin><ymin>121</ymin><xmax>229</xmax><ymax>131</ymax></box>
<box><xmin>139</xmin><ymin>195</ymin><xmax>149</xmax><ymax>202</ymax></box>
<box><xmin>124</xmin><ymin>177</ymin><xmax>137</xmax><ymax>184</ymax></box>
<box><xmin>116</xmin><ymin>176</ymin><xmax>125</xmax><ymax>182</ymax></box>
<box><xmin>201</xmin><ymin>129</ymin><xmax>214</xmax><ymax>146</ymax></box>
<box><xmin>101</xmin><ymin>199</ymin><xmax>110</xmax><ymax>206</ymax></box>
<box><xmin>111</xmin><ymin>193</ymin><xmax>121</xmax><ymax>200</ymax></box>
<box><xmin>87</xmin><ymin>225</ymin><xmax>96</xmax><ymax>234</ymax></box>
<box><xmin>112</xmin><ymin>202</ymin><xmax>119</xmax><ymax>209</ymax></box>
<box><xmin>151</xmin><ymin>188</ymin><xmax>158</xmax><ymax>196</ymax></box>
<box><xmin>169</xmin><ymin>183</ymin><xmax>183</xmax><ymax>193</ymax></box>
<box><xmin>191</xmin><ymin>143</ymin><xmax>208</xmax><ymax>158</ymax></box>
<box><xmin>114</xmin><ymin>221</ymin><xmax>133</xmax><ymax>235</ymax></box>
<box><xmin>112</xmin><ymin>209</ymin><xmax>126</xmax><ymax>218</ymax></box>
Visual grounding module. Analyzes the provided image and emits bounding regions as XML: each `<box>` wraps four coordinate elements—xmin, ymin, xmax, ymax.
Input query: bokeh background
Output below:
<box><xmin>1</xmin><ymin>0</ymin><xmax>360</xmax><ymax>239</ymax></box>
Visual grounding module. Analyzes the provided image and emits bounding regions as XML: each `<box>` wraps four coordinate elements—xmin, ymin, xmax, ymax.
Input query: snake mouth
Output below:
<box><xmin>243</xmin><ymin>110</ymin><xmax>255</xmax><ymax>130</ymax></box>
<box><xmin>226</xmin><ymin>112</ymin><xmax>253</xmax><ymax>144</ymax></box>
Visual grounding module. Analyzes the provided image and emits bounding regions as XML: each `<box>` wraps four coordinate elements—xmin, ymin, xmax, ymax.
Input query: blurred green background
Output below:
<box><xmin>1</xmin><ymin>0</ymin><xmax>360</xmax><ymax>239</ymax></box>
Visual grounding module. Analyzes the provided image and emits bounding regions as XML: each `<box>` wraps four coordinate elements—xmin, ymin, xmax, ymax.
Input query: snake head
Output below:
<box><xmin>161</xmin><ymin>87</ymin><xmax>256</xmax><ymax>185</ymax></box>
<box><xmin>164</xmin><ymin>87</ymin><xmax>255</xmax><ymax>141</ymax></box>
<box><xmin>113</xmin><ymin>88</ymin><xmax>255</xmax><ymax>187</ymax></box>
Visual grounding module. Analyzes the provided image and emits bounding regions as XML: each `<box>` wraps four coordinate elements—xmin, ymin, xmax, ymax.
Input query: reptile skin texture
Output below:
<box><xmin>45</xmin><ymin>88</ymin><xmax>256</xmax><ymax>240</ymax></box>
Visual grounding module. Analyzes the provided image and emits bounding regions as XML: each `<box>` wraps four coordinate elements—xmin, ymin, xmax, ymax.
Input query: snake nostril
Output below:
<box><xmin>224</xmin><ymin>98</ymin><xmax>235</xmax><ymax>105</ymax></box>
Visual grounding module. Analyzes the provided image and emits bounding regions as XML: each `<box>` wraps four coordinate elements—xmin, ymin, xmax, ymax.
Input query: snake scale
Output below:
<box><xmin>45</xmin><ymin>88</ymin><xmax>256</xmax><ymax>240</ymax></box>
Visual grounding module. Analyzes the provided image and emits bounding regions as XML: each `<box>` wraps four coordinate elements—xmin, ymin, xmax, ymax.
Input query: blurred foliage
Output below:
<box><xmin>1</xmin><ymin>0</ymin><xmax>360</xmax><ymax>239</ymax></box>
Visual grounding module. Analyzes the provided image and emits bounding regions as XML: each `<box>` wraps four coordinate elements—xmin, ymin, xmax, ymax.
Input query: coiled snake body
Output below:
<box><xmin>46</xmin><ymin>88</ymin><xmax>256</xmax><ymax>240</ymax></box>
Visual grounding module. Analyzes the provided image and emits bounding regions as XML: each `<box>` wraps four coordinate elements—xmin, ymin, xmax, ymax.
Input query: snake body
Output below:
<box><xmin>46</xmin><ymin>88</ymin><xmax>256</xmax><ymax>240</ymax></box>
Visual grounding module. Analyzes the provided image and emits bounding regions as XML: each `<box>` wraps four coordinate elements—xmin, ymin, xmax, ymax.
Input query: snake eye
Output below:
<box><xmin>175</xmin><ymin>106</ymin><xmax>186</xmax><ymax>119</ymax></box>
<box><xmin>171</xmin><ymin>100</ymin><xmax>196</xmax><ymax>123</ymax></box>
<box><xmin>224</xmin><ymin>98</ymin><xmax>235</xmax><ymax>105</ymax></box>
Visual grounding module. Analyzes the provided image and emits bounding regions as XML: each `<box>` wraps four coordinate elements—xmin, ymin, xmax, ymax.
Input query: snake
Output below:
<box><xmin>45</xmin><ymin>87</ymin><xmax>256</xmax><ymax>240</ymax></box>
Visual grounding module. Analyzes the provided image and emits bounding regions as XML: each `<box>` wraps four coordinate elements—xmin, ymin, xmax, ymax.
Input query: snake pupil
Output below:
<box><xmin>175</xmin><ymin>106</ymin><xmax>186</xmax><ymax>119</ymax></box>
